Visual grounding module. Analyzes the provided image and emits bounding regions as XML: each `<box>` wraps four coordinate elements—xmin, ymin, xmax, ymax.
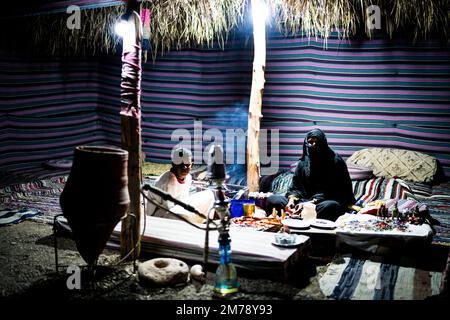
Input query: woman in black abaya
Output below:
<box><xmin>267</xmin><ymin>129</ymin><xmax>355</xmax><ymax>221</ymax></box>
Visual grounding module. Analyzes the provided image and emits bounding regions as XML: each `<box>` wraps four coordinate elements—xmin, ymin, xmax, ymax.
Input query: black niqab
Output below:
<box><xmin>287</xmin><ymin>129</ymin><xmax>355</xmax><ymax>206</ymax></box>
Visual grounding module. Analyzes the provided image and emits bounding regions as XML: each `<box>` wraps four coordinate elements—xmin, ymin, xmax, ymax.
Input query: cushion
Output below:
<box><xmin>42</xmin><ymin>159</ymin><xmax>73</xmax><ymax>170</ymax></box>
<box><xmin>271</xmin><ymin>171</ymin><xmax>293</xmax><ymax>194</ymax></box>
<box><xmin>346</xmin><ymin>163</ymin><xmax>374</xmax><ymax>181</ymax></box>
<box><xmin>347</xmin><ymin>148</ymin><xmax>437</xmax><ymax>183</ymax></box>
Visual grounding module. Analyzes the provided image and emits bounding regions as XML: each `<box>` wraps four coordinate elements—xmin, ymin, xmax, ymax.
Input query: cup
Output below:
<box><xmin>230</xmin><ymin>199</ymin><xmax>255</xmax><ymax>218</ymax></box>
<box><xmin>243</xmin><ymin>203</ymin><xmax>255</xmax><ymax>217</ymax></box>
<box><xmin>302</xmin><ymin>202</ymin><xmax>317</xmax><ymax>221</ymax></box>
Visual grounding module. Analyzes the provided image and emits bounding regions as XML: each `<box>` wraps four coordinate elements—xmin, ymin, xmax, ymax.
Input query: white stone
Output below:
<box><xmin>138</xmin><ymin>258</ymin><xmax>189</xmax><ymax>286</ymax></box>
<box><xmin>190</xmin><ymin>264</ymin><xmax>205</xmax><ymax>281</ymax></box>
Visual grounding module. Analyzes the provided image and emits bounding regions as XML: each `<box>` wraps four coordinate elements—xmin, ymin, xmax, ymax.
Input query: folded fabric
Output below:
<box><xmin>0</xmin><ymin>207</ymin><xmax>41</xmax><ymax>226</ymax></box>
<box><xmin>346</xmin><ymin>163</ymin><xmax>374</xmax><ymax>181</ymax></box>
<box><xmin>42</xmin><ymin>159</ymin><xmax>73</xmax><ymax>170</ymax></box>
<box><xmin>290</xmin><ymin>162</ymin><xmax>298</xmax><ymax>173</ymax></box>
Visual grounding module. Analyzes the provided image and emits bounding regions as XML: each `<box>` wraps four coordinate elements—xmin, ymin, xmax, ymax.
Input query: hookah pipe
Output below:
<box><xmin>200</xmin><ymin>145</ymin><xmax>228</xmax><ymax>282</ymax></box>
<box><xmin>206</xmin><ymin>145</ymin><xmax>239</xmax><ymax>296</ymax></box>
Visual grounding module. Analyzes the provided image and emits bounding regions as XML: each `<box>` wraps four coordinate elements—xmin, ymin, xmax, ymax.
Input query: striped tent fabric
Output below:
<box><xmin>319</xmin><ymin>254</ymin><xmax>443</xmax><ymax>300</ymax></box>
<box><xmin>262</xmin><ymin>32</ymin><xmax>450</xmax><ymax>177</ymax></box>
<box><xmin>1</xmin><ymin>29</ymin><xmax>450</xmax><ymax>180</ymax></box>
<box><xmin>133</xmin><ymin>30</ymin><xmax>450</xmax><ymax>177</ymax></box>
<box><xmin>0</xmin><ymin>54</ymin><xmax>111</xmax><ymax>178</ymax></box>
<box><xmin>95</xmin><ymin>37</ymin><xmax>254</xmax><ymax>171</ymax></box>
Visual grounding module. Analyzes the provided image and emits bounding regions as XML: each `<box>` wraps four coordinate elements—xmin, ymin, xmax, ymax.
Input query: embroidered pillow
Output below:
<box><xmin>347</xmin><ymin>148</ymin><xmax>437</xmax><ymax>183</ymax></box>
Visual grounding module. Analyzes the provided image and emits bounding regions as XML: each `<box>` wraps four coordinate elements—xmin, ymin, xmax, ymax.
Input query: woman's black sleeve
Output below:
<box><xmin>286</xmin><ymin>164</ymin><xmax>309</xmax><ymax>201</ymax></box>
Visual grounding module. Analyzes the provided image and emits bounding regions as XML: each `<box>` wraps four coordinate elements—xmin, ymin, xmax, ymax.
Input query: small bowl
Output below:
<box><xmin>274</xmin><ymin>233</ymin><xmax>296</xmax><ymax>245</ymax></box>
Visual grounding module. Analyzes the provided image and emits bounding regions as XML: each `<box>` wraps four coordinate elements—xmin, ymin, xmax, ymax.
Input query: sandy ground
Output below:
<box><xmin>0</xmin><ymin>220</ymin><xmax>331</xmax><ymax>301</ymax></box>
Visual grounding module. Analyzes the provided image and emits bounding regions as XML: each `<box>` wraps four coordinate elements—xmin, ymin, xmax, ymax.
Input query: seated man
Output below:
<box><xmin>266</xmin><ymin>129</ymin><xmax>356</xmax><ymax>221</ymax></box>
<box><xmin>145</xmin><ymin>148</ymin><xmax>215</xmax><ymax>223</ymax></box>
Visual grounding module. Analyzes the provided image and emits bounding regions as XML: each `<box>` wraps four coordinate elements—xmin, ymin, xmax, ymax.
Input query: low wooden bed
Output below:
<box><xmin>109</xmin><ymin>216</ymin><xmax>311</xmax><ymax>281</ymax></box>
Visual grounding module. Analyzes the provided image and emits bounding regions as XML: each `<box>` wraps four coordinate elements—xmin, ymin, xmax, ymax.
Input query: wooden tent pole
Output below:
<box><xmin>247</xmin><ymin>0</ymin><xmax>267</xmax><ymax>192</ymax></box>
<box><xmin>120</xmin><ymin>4</ymin><xmax>143</xmax><ymax>261</ymax></box>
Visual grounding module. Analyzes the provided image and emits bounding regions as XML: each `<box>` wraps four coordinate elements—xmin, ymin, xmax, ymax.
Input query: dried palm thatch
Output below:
<box><xmin>144</xmin><ymin>0</ymin><xmax>248</xmax><ymax>61</ymax></box>
<box><xmin>270</xmin><ymin>0</ymin><xmax>360</xmax><ymax>41</ymax></box>
<box><xmin>1</xmin><ymin>0</ymin><xmax>449</xmax><ymax>58</ymax></box>
<box><xmin>36</xmin><ymin>6</ymin><xmax>124</xmax><ymax>56</ymax></box>
<box><xmin>386</xmin><ymin>0</ymin><xmax>450</xmax><ymax>41</ymax></box>
<box><xmin>272</xmin><ymin>0</ymin><xmax>450</xmax><ymax>44</ymax></box>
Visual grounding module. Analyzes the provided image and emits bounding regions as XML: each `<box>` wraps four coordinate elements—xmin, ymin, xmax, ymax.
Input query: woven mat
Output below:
<box><xmin>319</xmin><ymin>254</ymin><xmax>443</xmax><ymax>300</ymax></box>
<box><xmin>142</xmin><ymin>162</ymin><xmax>172</xmax><ymax>177</ymax></box>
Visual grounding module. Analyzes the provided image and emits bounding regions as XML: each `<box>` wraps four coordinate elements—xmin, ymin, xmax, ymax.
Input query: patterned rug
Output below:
<box><xmin>319</xmin><ymin>254</ymin><xmax>443</xmax><ymax>300</ymax></box>
<box><xmin>0</xmin><ymin>175</ymin><xmax>66</xmax><ymax>224</ymax></box>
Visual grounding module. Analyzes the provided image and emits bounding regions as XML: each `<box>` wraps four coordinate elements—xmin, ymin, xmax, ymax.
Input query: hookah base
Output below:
<box><xmin>213</xmin><ymin>285</ymin><xmax>239</xmax><ymax>298</ymax></box>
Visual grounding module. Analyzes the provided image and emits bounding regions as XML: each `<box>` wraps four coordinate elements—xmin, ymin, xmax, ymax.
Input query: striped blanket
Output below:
<box><xmin>0</xmin><ymin>208</ymin><xmax>40</xmax><ymax>226</ymax></box>
<box><xmin>352</xmin><ymin>177</ymin><xmax>415</xmax><ymax>205</ymax></box>
<box><xmin>319</xmin><ymin>254</ymin><xmax>443</xmax><ymax>300</ymax></box>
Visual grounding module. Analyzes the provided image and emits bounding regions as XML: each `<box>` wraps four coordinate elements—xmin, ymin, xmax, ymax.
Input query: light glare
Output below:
<box><xmin>114</xmin><ymin>20</ymin><xmax>130</xmax><ymax>38</ymax></box>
